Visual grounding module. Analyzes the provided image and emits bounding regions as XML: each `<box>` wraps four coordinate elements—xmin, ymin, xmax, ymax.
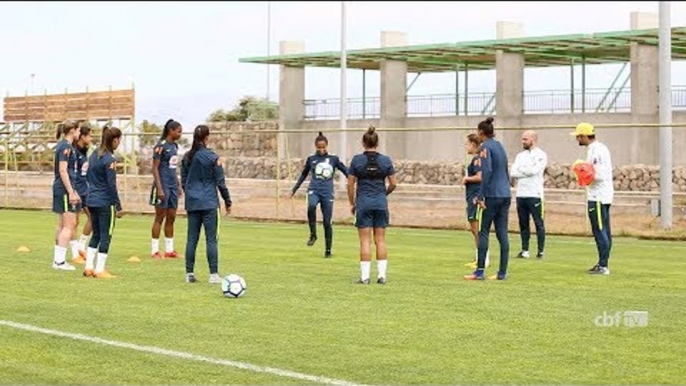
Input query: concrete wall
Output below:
<box><xmin>295</xmin><ymin>111</ymin><xmax>686</xmax><ymax>166</ymax></box>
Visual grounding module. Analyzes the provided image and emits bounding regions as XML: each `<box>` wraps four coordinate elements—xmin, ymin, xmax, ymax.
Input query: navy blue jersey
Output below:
<box><xmin>477</xmin><ymin>138</ymin><xmax>511</xmax><ymax>199</ymax></box>
<box><xmin>349</xmin><ymin>151</ymin><xmax>395</xmax><ymax>211</ymax></box>
<box><xmin>153</xmin><ymin>140</ymin><xmax>179</xmax><ymax>190</ymax></box>
<box><xmin>86</xmin><ymin>151</ymin><xmax>122</xmax><ymax>211</ymax></box>
<box><xmin>466</xmin><ymin>154</ymin><xmax>482</xmax><ymax>202</ymax></box>
<box><xmin>53</xmin><ymin>139</ymin><xmax>78</xmax><ymax>195</ymax></box>
<box><xmin>74</xmin><ymin>144</ymin><xmax>90</xmax><ymax>198</ymax></box>
<box><xmin>292</xmin><ymin>153</ymin><xmax>348</xmax><ymax>196</ymax></box>
<box><xmin>181</xmin><ymin>145</ymin><xmax>231</xmax><ymax>212</ymax></box>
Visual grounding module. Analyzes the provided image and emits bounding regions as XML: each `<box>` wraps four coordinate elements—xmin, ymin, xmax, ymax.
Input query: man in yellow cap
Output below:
<box><xmin>571</xmin><ymin>123</ymin><xmax>614</xmax><ymax>275</ymax></box>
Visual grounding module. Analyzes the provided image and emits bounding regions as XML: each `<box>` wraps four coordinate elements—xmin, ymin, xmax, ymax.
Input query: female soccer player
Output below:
<box><xmin>71</xmin><ymin>123</ymin><xmax>93</xmax><ymax>263</ymax></box>
<box><xmin>347</xmin><ymin>126</ymin><xmax>397</xmax><ymax>284</ymax></box>
<box><xmin>181</xmin><ymin>125</ymin><xmax>232</xmax><ymax>284</ymax></box>
<box><xmin>52</xmin><ymin>120</ymin><xmax>81</xmax><ymax>271</ymax></box>
<box><xmin>462</xmin><ymin>133</ymin><xmax>489</xmax><ymax>269</ymax></box>
<box><xmin>150</xmin><ymin>119</ymin><xmax>183</xmax><ymax>259</ymax></box>
<box><xmin>290</xmin><ymin>132</ymin><xmax>348</xmax><ymax>258</ymax></box>
<box><xmin>84</xmin><ymin>126</ymin><xmax>123</xmax><ymax>279</ymax></box>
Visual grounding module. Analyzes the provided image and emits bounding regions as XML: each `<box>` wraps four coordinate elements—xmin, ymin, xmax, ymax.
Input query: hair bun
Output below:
<box><xmin>367</xmin><ymin>126</ymin><xmax>376</xmax><ymax>134</ymax></box>
<box><xmin>485</xmin><ymin>117</ymin><xmax>494</xmax><ymax>124</ymax></box>
<box><xmin>318</xmin><ymin>131</ymin><xmax>323</xmax><ymax>136</ymax></box>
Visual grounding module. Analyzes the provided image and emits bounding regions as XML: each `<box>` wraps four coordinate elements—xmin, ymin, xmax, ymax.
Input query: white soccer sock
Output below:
<box><xmin>85</xmin><ymin>247</ymin><xmax>97</xmax><ymax>270</ymax></box>
<box><xmin>152</xmin><ymin>239</ymin><xmax>160</xmax><ymax>254</ymax></box>
<box><xmin>78</xmin><ymin>234</ymin><xmax>89</xmax><ymax>251</ymax></box>
<box><xmin>360</xmin><ymin>261</ymin><xmax>371</xmax><ymax>281</ymax></box>
<box><xmin>165</xmin><ymin>238</ymin><xmax>174</xmax><ymax>252</ymax></box>
<box><xmin>53</xmin><ymin>245</ymin><xmax>67</xmax><ymax>264</ymax></box>
<box><xmin>95</xmin><ymin>253</ymin><xmax>108</xmax><ymax>274</ymax></box>
<box><xmin>377</xmin><ymin>259</ymin><xmax>388</xmax><ymax>279</ymax></box>
<box><xmin>69</xmin><ymin>240</ymin><xmax>80</xmax><ymax>259</ymax></box>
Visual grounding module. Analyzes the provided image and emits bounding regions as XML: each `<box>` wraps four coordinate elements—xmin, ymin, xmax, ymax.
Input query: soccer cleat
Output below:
<box><xmin>94</xmin><ymin>270</ymin><xmax>116</xmax><ymax>279</ymax></box>
<box><xmin>208</xmin><ymin>273</ymin><xmax>222</xmax><ymax>284</ymax></box>
<box><xmin>307</xmin><ymin>235</ymin><xmax>317</xmax><ymax>247</ymax></box>
<box><xmin>151</xmin><ymin>252</ymin><xmax>163</xmax><ymax>259</ymax></box>
<box><xmin>488</xmin><ymin>272</ymin><xmax>507</xmax><ymax>281</ymax></box>
<box><xmin>517</xmin><ymin>251</ymin><xmax>530</xmax><ymax>259</ymax></box>
<box><xmin>185</xmin><ymin>273</ymin><xmax>197</xmax><ymax>283</ymax></box>
<box><xmin>588</xmin><ymin>264</ymin><xmax>601</xmax><ymax>273</ymax></box>
<box><xmin>83</xmin><ymin>269</ymin><xmax>94</xmax><ymax>277</ymax></box>
<box><xmin>463</xmin><ymin>271</ymin><xmax>485</xmax><ymax>281</ymax></box>
<box><xmin>71</xmin><ymin>255</ymin><xmax>86</xmax><ymax>265</ymax></box>
<box><xmin>52</xmin><ymin>261</ymin><xmax>76</xmax><ymax>271</ymax></box>
<box><xmin>355</xmin><ymin>278</ymin><xmax>370</xmax><ymax>285</ymax></box>
<box><xmin>536</xmin><ymin>252</ymin><xmax>545</xmax><ymax>259</ymax></box>
<box><xmin>78</xmin><ymin>250</ymin><xmax>87</xmax><ymax>259</ymax></box>
<box><xmin>324</xmin><ymin>251</ymin><xmax>332</xmax><ymax>258</ymax></box>
<box><xmin>589</xmin><ymin>266</ymin><xmax>610</xmax><ymax>275</ymax></box>
<box><xmin>377</xmin><ymin>277</ymin><xmax>387</xmax><ymax>285</ymax></box>
<box><xmin>164</xmin><ymin>251</ymin><xmax>181</xmax><ymax>259</ymax></box>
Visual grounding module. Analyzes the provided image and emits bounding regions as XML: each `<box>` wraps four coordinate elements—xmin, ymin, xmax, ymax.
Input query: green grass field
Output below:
<box><xmin>1</xmin><ymin>208</ymin><xmax>685</xmax><ymax>385</ymax></box>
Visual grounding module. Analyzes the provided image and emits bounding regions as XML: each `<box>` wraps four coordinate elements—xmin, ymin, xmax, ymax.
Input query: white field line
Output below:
<box><xmin>0</xmin><ymin>320</ymin><xmax>367</xmax><ymax>386</ymax></box>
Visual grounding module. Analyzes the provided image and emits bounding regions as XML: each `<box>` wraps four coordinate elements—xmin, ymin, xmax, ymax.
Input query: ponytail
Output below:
<box><xmin>56</xmin><ymin>120</ymin><xmax>78</xmax><ymax>140</ymax></box>
<box><xmin>477</xmin><ymin>117</ymin><xmax>495</xmax><ymax>138</ymax></box>
<box><xmin>315</xmin><ymin>131</ymin><xmax>328</xmax><ymax>145</ymax></box>
<box><xmin>184</xmin><ymin>125</ymin><xmax>210</xmax><ymax>165</ymax></box>
<box><xmin>98</xmin><ymin>126</ymin><xmax>122</xmax><ymax>157</ymax></box>
<box><xmin>362</xmin><ymin>125</ymin><xmax>379</xmax><ymax>149</ymax></box>
<box><xmin>161</xmin><ymin>119</ymin><xmax>181</xmax><ymax>140</ymax></box>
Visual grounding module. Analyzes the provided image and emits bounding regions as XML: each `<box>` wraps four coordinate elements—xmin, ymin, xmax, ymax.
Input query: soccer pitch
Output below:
<box><xmin>1</xmin><ymin>209</ymin><xmax>685</xmax><ymax>385</ymax></box>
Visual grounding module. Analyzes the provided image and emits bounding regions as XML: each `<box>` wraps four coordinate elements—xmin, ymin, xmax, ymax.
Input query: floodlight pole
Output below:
<box><xmin>339</xmin><ymin>1</ymin><xmax>348</xmax><ymax>190</ymax></box>
<box><xmin>659</xmin><ymin>1</ymin><xmax>673</xmax><ymax>229</ymax></box>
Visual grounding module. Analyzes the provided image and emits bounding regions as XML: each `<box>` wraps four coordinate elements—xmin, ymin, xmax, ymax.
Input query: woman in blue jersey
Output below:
<box><xmin>70</xmin><ymin>124</ymin><xmax>93</xmax><ymax>264</ymax></box>
<box><xmin>150</xmin><ymin>119</ymin><xmax>183</xmax><ymax>259</ymax></box>
<box><xmin>181</xmin><ymin>125</ymin><xmax>232</xmax><ymax>284</ymax></box>
<box><xmin>51</xmin><ymin>120</ymin><xmax>81</xmax><ymax>271</ymax></box>
<box><xmin>290</xmin><ymin>132</ymin><xmax>348</xmax><ymax>258</ymax></box>
<box><xmin>462</xmin><ymin>133</ymin><xmax>489</xmax><ymax>269</ymax></box>
<box><xmin>347</xmin><ymin>126</ymin><xmax>397</xmax><ymax>284</ymax></box>
<box><xmin>84</xmin><ymin>126</ymin><xmax>123</xmax><ymax>279</ymax></box>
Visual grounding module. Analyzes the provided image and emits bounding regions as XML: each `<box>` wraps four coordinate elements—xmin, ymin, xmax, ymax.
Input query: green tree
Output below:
<box><xmin>207</xmin><ymin>96</ymin><xmax>278</xmax><ymax>122</ymax></box>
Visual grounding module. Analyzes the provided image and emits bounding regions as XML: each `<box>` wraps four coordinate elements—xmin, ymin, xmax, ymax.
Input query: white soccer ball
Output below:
<box><xmin>221</xmin><ymin>274</ymin><xmax>246</xmax><ymax>298</ymax></box>
<box><xmin>314</xmin><ymin>162</ymin><xmax>334</xmax><ymax>180</ymax></box>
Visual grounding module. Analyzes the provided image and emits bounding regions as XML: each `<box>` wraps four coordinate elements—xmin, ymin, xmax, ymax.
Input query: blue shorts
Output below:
<box><xmin>466</xmin><ymin>200</ymin><xmax>478</xmax><ymax>222</ymax></box>
<box><xmin>52</xmin><ymin>193</ymin><xmax>83</xmax><ymax>214</ymax></box>
<box><xmin>355</xmin><ymin>208</ymin><xmax>389</xmax><ymax>229</ymax></box>
<box><xmin>150</xmin><ymin>186</ymin><xmax>179</xmax><ymax>209</ymax></box>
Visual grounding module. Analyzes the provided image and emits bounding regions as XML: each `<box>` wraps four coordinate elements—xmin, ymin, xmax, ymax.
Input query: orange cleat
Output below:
<box><xmin>71</xmin><ymin>256</ymin><xmax>86</xmax><ymax>265</ymax></box>
<box><xmin>83</xmin><ymin>269</ymin><xmax>94</xmax><ymax>277</ymax></box>
<box><xmin>164</xmin><ymin>251</ymin><xmax>182</xmax><ymax>259</ymax></box>
<box><xmin>151</xmin><ymin>252</ymin><xmax>163</xmax><ymax>259</ymax></box>
<box><xmin>94</xmin><ymin>270</ymin><xmax>117</xmax><ymax>279</ymax></box>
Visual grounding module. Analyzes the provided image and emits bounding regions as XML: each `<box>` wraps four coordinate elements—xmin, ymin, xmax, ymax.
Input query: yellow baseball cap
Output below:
<box><xmin>571</xmin><ymin>122</ymin><xmax>595</xmax><ymax>136</ymax></box>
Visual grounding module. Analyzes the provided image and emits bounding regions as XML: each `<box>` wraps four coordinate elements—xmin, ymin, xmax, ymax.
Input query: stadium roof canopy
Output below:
<box><xmin>239</xmin><ymin>27</ymin><xmax>686</xmax><ymax>72</ymax></box>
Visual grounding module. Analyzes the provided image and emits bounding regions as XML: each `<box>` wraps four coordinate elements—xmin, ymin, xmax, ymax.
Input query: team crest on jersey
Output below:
<box><xmin>169</xmin><ymin>155</ymin><xmax>178</xmax><ymax>169</ymax></box>
<box><xmin>81</xmin><ymin>162</ymin><xmax>89</xmax><ymax>176</ymax></box>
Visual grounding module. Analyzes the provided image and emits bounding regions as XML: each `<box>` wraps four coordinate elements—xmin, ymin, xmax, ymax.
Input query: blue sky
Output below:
<box><xmin>1</xmin><ymin>1</ymin><xmax>685</xmax><ymax>127</ymax></box>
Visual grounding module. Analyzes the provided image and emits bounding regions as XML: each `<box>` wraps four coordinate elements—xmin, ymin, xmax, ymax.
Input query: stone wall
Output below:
<box><xmin>221</xmin><ymin>157</ymin><xmax>686</xmax><ymax>192</ymax></box>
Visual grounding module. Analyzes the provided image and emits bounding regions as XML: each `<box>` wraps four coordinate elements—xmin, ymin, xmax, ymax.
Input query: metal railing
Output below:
<box><xmin>303</xmin><ymin>86</ymin><xmax>686</xmax><ymax>120</ymax></box>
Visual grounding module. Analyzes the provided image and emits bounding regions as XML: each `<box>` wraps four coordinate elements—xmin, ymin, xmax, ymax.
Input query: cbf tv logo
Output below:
<box><xmin>594</xmin><ymin>311</ymin><xmax>648</xmax><ymax>328</ymax></box>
